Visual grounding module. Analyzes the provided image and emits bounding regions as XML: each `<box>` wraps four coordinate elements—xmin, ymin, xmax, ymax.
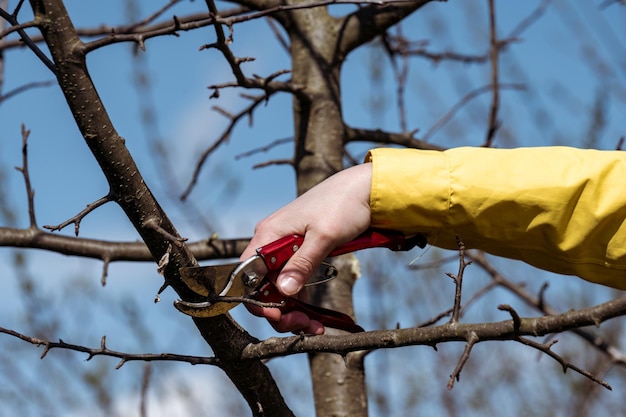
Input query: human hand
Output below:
<box><xmin>240</xmin><ymin>163</ymin><xmax>372</xmax><ymax>334</ymax></box>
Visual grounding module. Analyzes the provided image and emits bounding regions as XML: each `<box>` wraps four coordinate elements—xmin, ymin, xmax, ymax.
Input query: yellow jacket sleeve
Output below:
<box><xmin>366</xmin><ymin>147</ymin><xmax>626</xmax><ymax>289</ymax></box>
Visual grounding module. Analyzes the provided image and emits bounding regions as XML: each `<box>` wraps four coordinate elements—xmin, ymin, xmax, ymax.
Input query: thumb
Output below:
<box><xmin>276</xmin><ymin>236</ymin><xmax>332</xmax><ymax>296</ymax></box>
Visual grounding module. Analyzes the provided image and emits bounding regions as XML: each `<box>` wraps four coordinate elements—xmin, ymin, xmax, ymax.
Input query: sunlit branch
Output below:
<box><xmin>239</xmin><ymin>297</ymin><xmax>626</xmax><ymax>389</ymax></box>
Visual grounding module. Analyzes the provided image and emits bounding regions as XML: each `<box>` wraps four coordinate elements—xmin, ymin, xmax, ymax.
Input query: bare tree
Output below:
<box><xmin>1</xmin><ymin>1</ymin><xmax>625</xmax><ymax>416</ymax></box>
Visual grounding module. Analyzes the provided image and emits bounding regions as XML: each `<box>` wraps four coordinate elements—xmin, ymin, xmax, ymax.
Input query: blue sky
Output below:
<box><xmin>1</xmin><ymin>1</ymin><xmax>626</xmax><ymax>416</ymax></box>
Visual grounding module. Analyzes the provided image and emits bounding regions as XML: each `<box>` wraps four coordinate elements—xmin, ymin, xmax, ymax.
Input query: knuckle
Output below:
<box><xmin>287</xmin><ymin>255</ymin><xmax>315</xmax><ymax>277</ymax></box>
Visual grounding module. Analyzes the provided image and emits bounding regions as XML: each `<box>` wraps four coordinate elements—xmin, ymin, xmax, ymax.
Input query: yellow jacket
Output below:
<box><xmin>366</xmin><ymin>147</ymin><xmax>626</xmax><ymax>290</ymax></box>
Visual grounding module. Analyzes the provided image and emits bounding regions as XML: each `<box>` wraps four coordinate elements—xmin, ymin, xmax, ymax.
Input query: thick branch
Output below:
<box><xmin>241</xmin><ymin>296</ymin><xmax>626</xmax><ymax>359</ymax></box>
<box><xmin>337</xmin><ymin>0</ymin><xmax>435</xmax><ymax>58</ymax></box>
<box><xmin>0</xmin><ymin>227</ymin><xmax>248</xmax><ymax>262</ymax></box>
<box><xmin>27</xmin><ymin>1</ymin><xmax>291</xmax><ymax>415</ymax></box>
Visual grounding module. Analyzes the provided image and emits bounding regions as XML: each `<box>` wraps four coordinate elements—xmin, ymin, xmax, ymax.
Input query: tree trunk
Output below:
<box><xmin>29</xmin><ymin>1</ymin><xmax>293</xmax><ymax>415</ymax></box>
<box><xmin>286</xmin><ymin>5</ymin><xmax>369</xmax><ymax>416</ymax></box>
<box><xmin>308</xmin><ymin>256</ymin><xmax>368</xmax><ymax>417</ymax></box>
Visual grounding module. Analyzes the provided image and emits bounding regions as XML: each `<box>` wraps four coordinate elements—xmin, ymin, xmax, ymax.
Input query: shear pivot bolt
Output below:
<box><xmin>244</xmin><ymin>272</ymin><xmax>260</xmax><ymax>288</ymax></box>
<box><xmin>292</xmin><ymin>244</ymin><xmax>299</xmax><ymax>252</ymax></box>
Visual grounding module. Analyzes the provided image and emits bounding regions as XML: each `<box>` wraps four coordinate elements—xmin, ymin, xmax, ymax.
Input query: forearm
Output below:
<box><xmin>367</xmin><ymin>147</ymin><xmax>626</xmax><ymax>289</ymax></box>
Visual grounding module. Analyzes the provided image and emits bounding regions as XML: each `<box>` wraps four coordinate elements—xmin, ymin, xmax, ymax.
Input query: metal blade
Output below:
<box><xmin>173</xmin><ymin>299</ymin><xmax>235</xmax><ymax>318</ymax></box>
<box><xmin>179</xmin><ymin>263</ymin><xmax>242</xmax><ymax>297</ymax></box>
<box><xmin>175</xmin><ymin>263</ymin><xmax>249</xmax><ymax>317</ymax></box>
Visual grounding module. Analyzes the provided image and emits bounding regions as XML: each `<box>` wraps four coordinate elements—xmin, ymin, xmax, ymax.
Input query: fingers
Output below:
<box><xmin>275</xmin><ymin>232</ymin><xmax>334</xmax><ymax>296</ymax></box>
<box><xmin>270</xmin><ymin>312</ymin><xmax>324</xmax><ymax>335</ymax></box>
<box><xmin>246</xmin><ymin>304</ymin><xmax>325</xmax><ymax>335</ymax></box>
<box><xmin>237</xmin><ymin>163</ymin><xmax>373</xmax><ymax>333</ymax></box>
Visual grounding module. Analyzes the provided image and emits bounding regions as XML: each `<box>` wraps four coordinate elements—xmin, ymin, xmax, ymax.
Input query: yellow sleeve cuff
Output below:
<box><xmin>366</xmin><ymin>148</ymin><xmax>451</xmax><ymax>242</ymax></box>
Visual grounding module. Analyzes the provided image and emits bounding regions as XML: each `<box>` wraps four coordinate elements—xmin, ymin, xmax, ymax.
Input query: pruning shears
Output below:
<box><xmin>174</xmin><ymin>229</ymin><xmax>426</xmax><ymax>333</ymax></box>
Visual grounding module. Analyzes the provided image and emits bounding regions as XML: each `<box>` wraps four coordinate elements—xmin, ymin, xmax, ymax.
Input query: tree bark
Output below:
<box><xmin>283</xmin><ymin>4</ymin><xmax>369</xmax><ymax>416</ymax></box>
<box><xmin>28</xmin><ymin>1</ymin><xmax>293</xmax><ymax>415</ymax></box>
<box><xmin>308</xmin><ymin>256</ymin><xmax>368</xmax><ymax>417</ymax></box>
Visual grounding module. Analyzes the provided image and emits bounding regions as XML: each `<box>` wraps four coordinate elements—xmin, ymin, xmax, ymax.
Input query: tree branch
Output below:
<box><xmin>27</xmin><ymin>2</ymin><xmax>291</xmax><ymax>414</ymax></box>
<box><xmin>447</xmin><ymin>331</ymin><xmax>479</xmax><ymax>390</ymax></box>
<box><xmin>181</xmin><ymin>91</ymin><xmax>286</xmax><ymax>200</ymax></box>
<box><xmin>344</xmin><ymin>126</ymin><xmax>443</xmax><ymax>150</ymax></box>
<box><xmin>0</xmin><ymin>226</ymin><xmax>248</xmax><ymax>263</ymax></box>
<box><xmin>446</xmin><ymin>236</ymin><xmax>471</xmax><ymax>324</ymax></box>
<box><xmin>43</xmin><ymin>194</ymin><xmax>112</xmax><ymax>236</ymax></box>
<box><xmin>0</xmin><ymin>79</ymin><xmax>53</xmax><ymax>103</ymax></box>
<box><xmin>422</xmin><ymin>83</ymin><xmax>525</xmax><ymax>142</ymax></box>
<box><xmin>337</xmin><ymin>0</ymin><xmax>436</xmax><ymax>57</ymax></box>
<box><xmin>14</xmin><ymin>124</ymin><xmax>37</xmax><ymax>228</ymax></box>
<box><xmin>241</xmin><ymin>296</ymin><xmax>626</xmax><ymax>360</ymax></box>
<box><xmin>468</xmin><ymin>251</ymin><xmax>626</xmax><ymax>366</ymax></box>
<box><xmin>0</xmin><ymin>329</ymin><xmax>220</xmax><ymax>368</ymax></box>
<box><xmin>0</xmin><ymin>5</ymin><xmax>55</xmax><ymax>72</ymax></box>
<box><xmin>515</xmin><ymin>335</ymin><xmax>611</xmax><ymax>390</ymax></box>
<box><xmin>483</xmin><ymin>0</ymin><xmax>500</xmax><ymax>147</ymax></box>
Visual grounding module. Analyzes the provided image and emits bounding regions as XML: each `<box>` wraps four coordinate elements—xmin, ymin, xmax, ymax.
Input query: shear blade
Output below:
<box><xmin>179</xmin><ymin>263</ymin><xmax>240</xmax><ymax>296</ymax></box>
<box><xmin>173</xmin><ymin>299</ymin><xmax>233</xmax><ymax>318</ymax></box>
<box><xmin>175</xmin><ymin>263</ymin><xmax>248</xmax><ymax>317</ymax></box>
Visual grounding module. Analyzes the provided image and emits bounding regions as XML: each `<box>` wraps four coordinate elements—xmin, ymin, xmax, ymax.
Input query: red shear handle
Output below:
<box><xmin>255</xmin><ymin>281</ymin><xmax>364</xmax><ymax>333</ymax></box>
<box><xmin>328</xmin><ymin>229</ymin><xmax>423</xmax><ymax>257</ymax></box>
<box><xmin>258</xmin><ymin>229</ymin><xmax>425</xmax><ymax>272</ymax></box>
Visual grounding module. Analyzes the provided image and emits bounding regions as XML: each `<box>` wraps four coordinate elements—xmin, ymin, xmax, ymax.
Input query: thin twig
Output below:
<box><xmin>422</xmin><ymin>83</ymin><xmax>525</xmax><ymax>142</ymax></box>
<box><xmin>101</xmin><ymin>257</ymin><xmax>110</xmax><ymax>287</ymax></box>
<box><xmin>252</xmin><ymin>158</ymin><xmax>294</xmax><ymax>169</ymax></box>
<box><xmin>508</xmin><ymin>0</ymin><xmax>552</xmax><ymax>39</ymax></box>
<box><xmin>598</xmin><ymin>0</ymin><xmax>626</xmax><ymax>8</ymax></box>
<box><xmin>177</xmin><ymin>294</ymin><xmax>285</xmax><ymax>309</ymax></box>
<box><xmin>515</xmin><ymin>336</ymin><xmax>612</xmax><ymax>390</ymax></box>
<box><xmin>44</xmin><ymin>194</ymin><xmax>112</xmax><ymax>236</ymax></box>
<box><xmin>0</xmin><ymin>80</ymin><xmax>54</xmax><ymax>103</ymax></box>
<box><xmin>468</xmin><ymin>251</ymin><xmax>626</xmax><ymax>366</ymax></box>
<box><xmin>383</xmin><ymin>34</ymin><xmax>518</xmax><ymax>65</ymax></box>
<box><xmin>180</xmin><ymin>93</ymin><xmax>273</xmax><ymax>200</ymax></box>
<box><xmin>447</xmin><ymin>331</ymin><xmax>479</xmax><ymax>390</ymax></box>
<box><xmin>0</xmin><ymin>329</ymin><xmax>220</xmax><ymax>367</ymax></box>
<box><xmin>14</xmin><ymin>124</ymin><xmax>37</xmax><ymax>228</ymax></box>
<box><xmin>143</xmin><ymin>218</ymin><xmax>187</xmax><ymax>247</ymax></box>
<box><xmin>483</xmin><ymin>0</ymin><xmax>500</xmax><ymax>147</ymax></box>
<box><xmin>0</xmin><ymin>7</ymin><xmax>56</xmax><ymax>72</ymax></box>
<box><xmin>139</xmin><ymin>364</ymin><xmax>152</xmax><ymax>417</ymax></box>
<box><xmin>447</xmin><ymin>236</ymin><xmax>471</xmax><ymax>324</ymax></box>
<box><xmin>498</xmin><ymin>304</ymin><xmax>521</xmax><ymax>333</ymax></box>
<box><xmin>235</xmin><ymin>137</ymin><xmax>293</xmax><ymax>160</ymax></box>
